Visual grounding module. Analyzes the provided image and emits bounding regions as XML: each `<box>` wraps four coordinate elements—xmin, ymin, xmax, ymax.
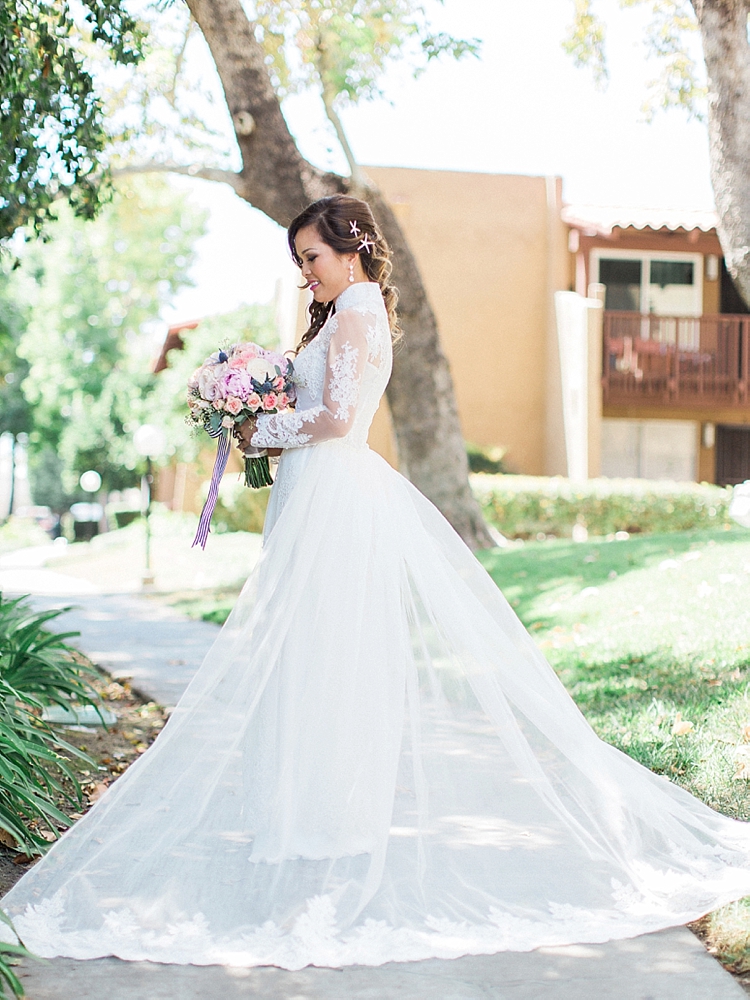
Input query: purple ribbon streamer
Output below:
<box><xmin>192</xmin><ymin>427</ymin><xmax>231</xmax><ymax>549</ymax></box>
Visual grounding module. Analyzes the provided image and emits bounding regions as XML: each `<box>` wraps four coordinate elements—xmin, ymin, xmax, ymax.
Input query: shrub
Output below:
<box><xmin>0</xmin><ymin>519</ymin><xmax>50</xmax><ymax>556</ymax></box>
<box><xmin>0</xmin><ymin>595</ymin><xmax>100</xmax><ymax>854</ymax></box>
<box><xmin>0</xmin><ymin>913</ymin><xmax>28</xmax><ymax>998</ymax></box>
<box><xmin>466</xmin><ymin>443</ymin><xmax>509</xmax><ymax>475</ymax></box>
<box><xmin>471</xmin><ymin>475</ymin><xmax>734</xmax><ymax>540</ymax></box>
<box><xmin>210</xmin><ymin>479</ymin><xmax>270</xmax><ymax>535</ymax></box>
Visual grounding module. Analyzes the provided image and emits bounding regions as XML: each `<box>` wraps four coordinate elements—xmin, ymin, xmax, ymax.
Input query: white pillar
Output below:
<box><xmin>554</xmin><ymin>291</ymin><xmax>603</xmax><ymax>481</ymax></box>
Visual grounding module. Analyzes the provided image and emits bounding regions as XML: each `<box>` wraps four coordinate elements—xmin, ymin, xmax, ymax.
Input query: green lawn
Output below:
<box><xmin>478</xmin><ymin>526</ymin><xmax>750</xmax><ymax>818</ymax></box>
<box><xmin>478</xmin><ymin>525</ymin><xmax>750</xmax><ymax>974</ymax></box>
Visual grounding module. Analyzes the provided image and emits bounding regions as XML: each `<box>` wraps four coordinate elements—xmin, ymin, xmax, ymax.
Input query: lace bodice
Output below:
<box><xmin>251</xmin><ymin>282</ymin><xmax>392</xmax><ymax>451</ymax></box>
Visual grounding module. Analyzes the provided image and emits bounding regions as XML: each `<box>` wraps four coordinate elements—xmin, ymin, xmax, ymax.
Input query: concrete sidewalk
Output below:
<box><xmin>14</xmin><ymin>927</ymin><xmax>747</xmax><ymax>998</ymax></box>
<box><xmin>3</xmin><ymin>564</ymin><xmax>747</xmax><ymax>999</ymax></box>
<box><xmin>27</xmin><ymin>593</ymin><xmax>220</xmax><ymax>708</ymax></box>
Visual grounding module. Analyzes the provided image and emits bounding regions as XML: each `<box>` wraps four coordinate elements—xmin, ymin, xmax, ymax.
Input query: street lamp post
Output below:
<box><xmin>133</xmin><ymin>425</ymin><xmax>167</xmax><ymax>589</ymax></box>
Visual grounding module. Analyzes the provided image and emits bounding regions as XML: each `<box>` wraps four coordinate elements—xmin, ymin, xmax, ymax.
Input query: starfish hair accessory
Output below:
<box><xmin>357</xmin><ymin>233</ymin><xmax>374</xmax><ymax>253</ymax></box>
<box><xmin>349</xmin><ymin>220</ymin><xmax>361</xmax><ymax>237</ymax></box>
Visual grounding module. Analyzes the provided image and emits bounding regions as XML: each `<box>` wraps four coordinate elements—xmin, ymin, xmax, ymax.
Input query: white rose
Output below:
<box><xmin>197</xmin><ymin>365</ymin><xmax>225</xmax><ymax>400</ymax></box>
<box><xmin>246</xmin><ymin>358</ymin><xmax>274</xmax><ymax>383</ymax></box>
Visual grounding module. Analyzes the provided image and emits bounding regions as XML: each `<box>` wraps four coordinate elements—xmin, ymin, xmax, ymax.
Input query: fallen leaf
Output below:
<box><xmin>733</xmin><ymin>746</ymin><xmax>750</xmax><ymax>780</ymax></box>
<box><xmin>88</xmin><ymin>782</ymin><xmax>110</xmax><ymax>803</ymax></box>
<box><xmin>0</xmin><ymin>830</ymin><xmax>16</xmax><ymax>849</ymax></box>
<box><xmin>671</xmin><ymin>714</ymin><xmax>694</xmax><ymax>736</ymax></box>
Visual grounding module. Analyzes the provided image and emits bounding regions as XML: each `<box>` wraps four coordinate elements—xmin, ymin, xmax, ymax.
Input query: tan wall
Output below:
<box><xmin>366</xmin><ymin>167</ymin><xmax>571</xmax><ymax>475</ymax></box>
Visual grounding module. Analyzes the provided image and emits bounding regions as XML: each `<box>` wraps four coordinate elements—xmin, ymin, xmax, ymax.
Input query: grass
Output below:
<box><xmin>158</xmin><ymin>587</ymin><xmax>242</xmax><ymax>625</ymax></box>
<box><xmin>478</xmin><ymin>523</ymin><xmax>750</xmax><ymax>972</ymax></box>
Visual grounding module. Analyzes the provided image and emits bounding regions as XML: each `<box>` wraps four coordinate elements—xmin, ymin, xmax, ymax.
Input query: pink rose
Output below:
<box><xmin>276</xmin><ymin>392</ymin><xmax>289</xmax><ymax>408</ymax></box>
<box><xmin>273</xmin><ymin>375</ymin><xmax>284</xmax><ymax>391</ymax></box>
<box><xmin>212</xmin><ymin>398</ymin><xmax>225</xmax><ymax>411</ymax></box>
<box><xmin>225</xmin><ymin>396</ymin><xmax>243</xmax><ymax>416</ymax></box>
<box><xmin>262</xmin><ymin>392</ymin><xmax>278</xmax><ymax>410</ymax></box>
<box><xmin>246</xmin><ymin>392</ymin><xmax>261</xmax><ymax>411</ymax></box>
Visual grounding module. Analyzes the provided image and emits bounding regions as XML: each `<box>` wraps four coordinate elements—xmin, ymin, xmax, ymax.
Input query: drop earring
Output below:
<box><xmin>348</xmin><ymin>259</ymin><xmax>355</xmax><ymax>283</ymax></box>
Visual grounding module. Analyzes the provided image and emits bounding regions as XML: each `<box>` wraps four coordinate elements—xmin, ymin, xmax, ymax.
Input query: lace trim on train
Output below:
<box><xmin>8</xmin><ymin>857</ymin><xmax>748</xmax><ymax>971</ymax></box>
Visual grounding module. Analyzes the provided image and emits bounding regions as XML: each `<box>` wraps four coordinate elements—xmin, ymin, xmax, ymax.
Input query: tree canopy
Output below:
<box><xmin>563</xmin><ymin>0</ymin><xmax>706</xmax><ymax>119</ymax></box>
<box><xmin>0</xmin><ymin>0</ymin><xmax>143</xmax><ymax>239</ymax></box>
<box><xmin>8</xmin><ymin>176</ymin><xmax>205</xmax><ymax>501</ymax></box>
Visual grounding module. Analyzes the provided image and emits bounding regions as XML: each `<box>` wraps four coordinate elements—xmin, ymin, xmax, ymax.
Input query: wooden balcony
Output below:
<box><xmin>602</xmin><ymin>311</ymin><xmax>750</xmax><ymax>409</ymax></box>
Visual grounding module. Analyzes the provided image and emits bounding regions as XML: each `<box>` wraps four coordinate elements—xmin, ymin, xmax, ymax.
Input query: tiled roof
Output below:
<box><xmin>561</xmin><ymin>204</ymin><xmax>718</xmax><ymax>235</ymax></box>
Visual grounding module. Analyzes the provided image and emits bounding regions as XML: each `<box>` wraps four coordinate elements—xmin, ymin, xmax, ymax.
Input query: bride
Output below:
<box><xmin>3</xmin><ymin>194</ymin><xmax>750</xmax><ymax>969</ymax></box>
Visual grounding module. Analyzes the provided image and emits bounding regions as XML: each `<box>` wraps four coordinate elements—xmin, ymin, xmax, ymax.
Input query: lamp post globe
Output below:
<box><xmin>79</xmin><ymin>470</ymin><xmax>102</xmax><ymax>493</ymax></box>
<box><xmin>133</xmin><ymin>424</ymin><xmax>167</xmax><ymax>459</ymax></box>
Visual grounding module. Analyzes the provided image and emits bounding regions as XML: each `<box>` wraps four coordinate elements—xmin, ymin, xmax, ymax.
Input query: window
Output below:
<box><xmin>601</xmin><ymin>419</ymin><xmax>697</xmax><ymax>481</ymax></box>
<box><xmin>599</xmin><ymin>259</ymin><xmax>641</xmax><ymax>311</ymax></box>
<box><xmin>649</xmin><ymin>260</ymin><xmax>694</xmax><ymax>288</ymax></box>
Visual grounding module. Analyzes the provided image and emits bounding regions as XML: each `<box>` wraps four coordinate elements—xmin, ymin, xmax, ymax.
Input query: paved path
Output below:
<box><xmin>14</xmin><ymin>927</ymin><xmax>747</xmax><ymax>998</ymax></box>
<box><xmin>3</xmin><ymin>550</ymin><xmax>747</xmax><ymax>999</ymax></box>
<box><xmin>27</xmin><ymin>593</ymin><xmax>220</xmax><ymax>708</ymax></box>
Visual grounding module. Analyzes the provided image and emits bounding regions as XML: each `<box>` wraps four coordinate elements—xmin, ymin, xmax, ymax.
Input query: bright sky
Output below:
<box><xmin>166</xmin><ymin>0</ymin><xmax>714</xmax><ymax>323</ymax></box>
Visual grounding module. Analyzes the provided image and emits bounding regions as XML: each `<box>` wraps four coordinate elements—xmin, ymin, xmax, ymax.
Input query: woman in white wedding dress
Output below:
<box><xmin>3</xmin><ymin>194</ymin><xmax>750</xmax><ymax>969</ymax></box>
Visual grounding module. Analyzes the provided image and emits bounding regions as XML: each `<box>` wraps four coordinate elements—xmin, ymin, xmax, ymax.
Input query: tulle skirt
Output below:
<box><xmin>3</xmin><ymin>440</ymin><xmax>750</xmax><ymax>969</ymax></box>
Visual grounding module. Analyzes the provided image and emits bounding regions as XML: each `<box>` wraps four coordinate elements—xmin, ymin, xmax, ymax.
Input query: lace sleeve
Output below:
<box><xmin>251</xmin><ymin>308</ymin><xmax>372</xmax><ymax>450</ymax></box>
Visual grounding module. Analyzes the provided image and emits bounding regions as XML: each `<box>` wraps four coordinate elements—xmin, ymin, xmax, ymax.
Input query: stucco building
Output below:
<box><xmin>364</xmin><ymin>168</ymin><xmax>750</xmax><ymax>486</ymax></box>
<box><xmin>157</xmin><ymin>167</ymin><xmax>750</xmax><ymax>514</ymax></box>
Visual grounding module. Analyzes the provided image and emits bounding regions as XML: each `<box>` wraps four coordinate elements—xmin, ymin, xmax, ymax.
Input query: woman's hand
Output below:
<box><xmin>233</xmin><ymin>418</ymin><xmax>282</xmax><ymax>457</ymax></box>
<box><xmin>233</xmin><ymin>417</ymin><xmax>257</xmax><ymax>453</ymax></box>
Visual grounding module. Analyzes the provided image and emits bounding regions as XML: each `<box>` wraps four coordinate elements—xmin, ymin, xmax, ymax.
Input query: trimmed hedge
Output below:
<box><xmin>207</xmin><ymin>468</ymin><xmax>735</xmax><ymax>541</ymax></box>
<box><xmin>471</xmin><ymin>474</ymin><xmax>734</xmax><ymax>540</ymax></box>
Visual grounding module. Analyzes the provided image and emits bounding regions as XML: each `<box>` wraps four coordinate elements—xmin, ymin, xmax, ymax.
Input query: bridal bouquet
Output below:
<box><xmin>187</xmin><ymin>342</ymin><xmax>296</xmax><ymax>548</ymax></box>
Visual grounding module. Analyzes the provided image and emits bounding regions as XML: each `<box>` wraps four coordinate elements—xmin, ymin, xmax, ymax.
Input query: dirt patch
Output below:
<box><xmin>0</xmin><ymin>672</ymin><xmax>167</xmax><ymax>896</ymax></box>
<box><xmin>690</xmin><ymin>917</ymin><xmax>750</xmax><ymax>997</ymax></box>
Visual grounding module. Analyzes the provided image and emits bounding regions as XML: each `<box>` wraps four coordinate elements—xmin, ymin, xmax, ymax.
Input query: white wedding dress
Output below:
<box><xmin>4</xmin><ymin>281</ymin><xmax>750</xmax><ymax>968</ymax></box>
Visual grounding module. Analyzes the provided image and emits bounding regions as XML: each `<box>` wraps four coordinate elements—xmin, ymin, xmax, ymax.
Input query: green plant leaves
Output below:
<box><xmin>0</xmin><ymin>593</ymin><xmax>99</xmax><ymax>855</ymax></box>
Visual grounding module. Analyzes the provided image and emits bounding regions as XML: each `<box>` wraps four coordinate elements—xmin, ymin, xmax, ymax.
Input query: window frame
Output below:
<box><xmin>590</xmin><ymin>248</ymin><xmax>704</xmax><ymax>317</ymax></box>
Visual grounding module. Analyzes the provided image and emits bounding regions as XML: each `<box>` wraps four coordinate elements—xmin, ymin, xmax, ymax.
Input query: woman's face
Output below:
<box><xmin>295</xmin><ymin>225</ymin><xmax>354</xmax><ymax>303</ymax></box>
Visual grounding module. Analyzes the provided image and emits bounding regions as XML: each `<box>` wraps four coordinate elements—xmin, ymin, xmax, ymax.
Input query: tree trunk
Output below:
<box><xmin>692</xmin><ymin>0</ymin><xmax>750</xmax><ymax>305</ymax></box>
<box><xmin>185</xmin><ymin>0</ymin><xmax>493</xmax><ymax>549</ymax></box>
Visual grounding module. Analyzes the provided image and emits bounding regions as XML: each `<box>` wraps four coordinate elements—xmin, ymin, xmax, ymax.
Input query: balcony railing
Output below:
<box><xmin>602</xmin><ymin>311</ymin><xmax>750</xmax><ymax>408</ymax></box>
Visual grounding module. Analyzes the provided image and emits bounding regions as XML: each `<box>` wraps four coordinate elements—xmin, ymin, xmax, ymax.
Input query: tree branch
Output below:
<box><xmin>321</xmin><ymin>90</ymin><xmax>368</xmax><ymax>193</ymax></box>
<box><xmin>165</xmin><ymin>16</ymin><xmax>195</xmax><ymax>108</ymax></box>
<box><xmin>112</xmin><ymin>162</ymin><xmax>246</xmax><ymax>195</ymax></box>
<box><xmin>315</xmin><ymin>33</ymin><xmax>369</xmax><ymax>193</ymax></box>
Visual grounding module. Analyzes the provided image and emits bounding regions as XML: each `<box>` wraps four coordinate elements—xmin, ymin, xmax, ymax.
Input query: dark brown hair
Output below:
<box><xmin>288</xmin><ymin>194</ymin><xmax>400</xmax><ymax>351</ymax></box>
